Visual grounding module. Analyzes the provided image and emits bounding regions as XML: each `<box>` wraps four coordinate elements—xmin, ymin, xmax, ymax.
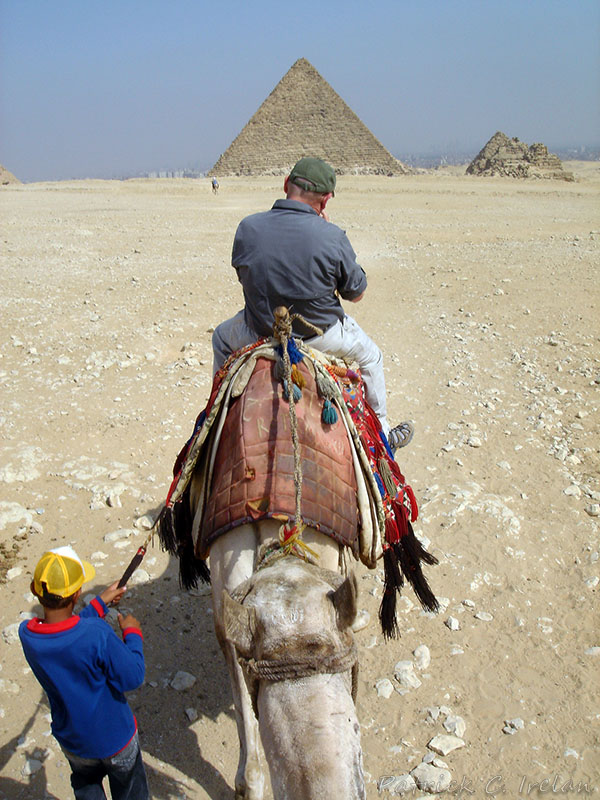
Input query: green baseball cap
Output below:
<box><xmin>289</xmin><ymin>157</ymin><xmax>336</xmax><ymax>195</ymax></box>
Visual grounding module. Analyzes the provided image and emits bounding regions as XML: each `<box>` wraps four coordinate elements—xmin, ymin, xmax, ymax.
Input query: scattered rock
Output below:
<box><xmin>503</xmin><ymin>718</ymin><xmax>525</xmax><ymax>735</ymax></box>
<box><xmin>170</xmin><ymin>671</ymin><xmax>197</xmax><ymax>691</ymax></box>
<box><xmin>128</xmin><ymin>569</ymin><xmax>150</xmax><ymax>586</ymax></box>
<box><xmin>413</xmin><ymin>644</ymin><xmax>431</xmax><ymax>670</ymax></box>
<box><xmin>410</xmin><ymin>762</ymin><xmax>452</xmax><ymax>793</ymax></box>
<box><xmin>444</xmin><ymin>715</ymin><xmax>466</xmax><ymax>738</ymax></box>
<box><xmin>428</xmin><ymin>734</ymin><xmax>465</xmax><ymax>755</ymax></box>
<box><xmin>375</xmin><ymin>679</ymin><xmax>395</xmax><ymax>699</ymax></box>
<box><xmin>103</xmin><ymin>528</ymin><xmax>135</xmax><ymax>543</ymax></box>
<box><xmin>134</xmin><ymin>514</ymin><xmax>155</xmax><ymax>530</ymax></box>
<box><xmin>6</xmin><ymin>567</ymin><xmax>22</xmax><ymax>581</ymax></box>
<box><xmin>394</xmin><ymin>661</ymin><xmax>422</xmax><ymax>690</ymax></box>
<box><xmin>106</xmin><ymin>490</ymin><xmax>122</xmax><ymax>508</ymax></box>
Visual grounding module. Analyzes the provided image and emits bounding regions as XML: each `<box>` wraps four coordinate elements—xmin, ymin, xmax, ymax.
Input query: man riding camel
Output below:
<box><xmin>212</xmin><ymin>156</ymin><xmax>414</xmax><ymax>454</ymax></box>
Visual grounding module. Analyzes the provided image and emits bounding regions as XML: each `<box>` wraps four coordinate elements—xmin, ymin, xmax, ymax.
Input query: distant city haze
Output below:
<box><xmin>1</xmin><ymin>0</ymin><xmax>598</xmax><ymax>182</ymax></box>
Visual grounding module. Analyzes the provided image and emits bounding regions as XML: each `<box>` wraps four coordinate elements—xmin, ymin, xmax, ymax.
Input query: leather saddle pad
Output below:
<box><xmin>200</xmin><ymin>357</ymin><xmax>358</xmax><ymax>552</ymax></box>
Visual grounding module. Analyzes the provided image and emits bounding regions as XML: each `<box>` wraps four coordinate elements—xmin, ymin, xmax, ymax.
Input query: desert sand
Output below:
<box><xmin>1</xmin><ymin>163</ymin><xmax>598</xmax><ymax>799</ymax></box>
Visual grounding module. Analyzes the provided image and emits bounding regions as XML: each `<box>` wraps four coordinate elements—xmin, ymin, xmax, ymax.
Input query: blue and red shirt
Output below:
<box><xmin>19</xmin><ymin>597</ymin><xmax>144</xmax><ymax>759</ymax></box>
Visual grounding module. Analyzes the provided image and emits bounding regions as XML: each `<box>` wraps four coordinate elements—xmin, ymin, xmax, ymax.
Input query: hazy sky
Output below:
<box><xmin>1</xmin><ymin>0</ymin><xmax>599</xmax><ymax>182</ymax></box>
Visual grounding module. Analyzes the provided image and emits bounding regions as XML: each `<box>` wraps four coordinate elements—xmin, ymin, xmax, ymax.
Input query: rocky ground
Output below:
<box><xmin>0</xmin><ymin>164</ymin><xmax>598</xmax><ymax>798</ymax></box>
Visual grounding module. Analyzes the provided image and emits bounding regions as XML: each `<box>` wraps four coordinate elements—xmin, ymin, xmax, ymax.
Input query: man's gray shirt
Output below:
<box><xmin>232</xmin><ymin>198</ymin><xmax>367</xmax><ymax>338</ymax></box>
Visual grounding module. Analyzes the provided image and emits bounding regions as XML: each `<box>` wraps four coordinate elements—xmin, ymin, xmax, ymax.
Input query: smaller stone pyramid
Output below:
<box><xmin>211</xmin><ymin>58</ymin><xmax>407</xmax><ymax>177</ymax></box>
<box><xmin>0</xmin><ymin>164</ymin><xmax>21</xmax><ymax>185</ymax></box>
<box><xmin>467</xmin><ymin>132</ymin><xmax>573</xmax><ymax>181</ymax></box>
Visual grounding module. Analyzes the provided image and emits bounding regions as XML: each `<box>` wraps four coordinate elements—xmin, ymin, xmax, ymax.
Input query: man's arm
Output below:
<box><xmin>348</xmin><ymin>290</ymin><xmax>365</xmax><ymax>303</ymax></box>
<box><xmin>336</xmin><ymin>233</ymin><xmax>367</xmax><ymax>301</ymax></box>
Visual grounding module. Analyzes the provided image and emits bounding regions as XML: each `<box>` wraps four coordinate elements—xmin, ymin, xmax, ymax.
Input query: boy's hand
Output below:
<box><xmin>118</xmin><ymin>613</ymin><xmax>142</xmax><ymax>632</ymax></box>
<box><xmin>100</xmin><ymin>581</ymin><xmax>127</xmax><ymax>607</ymax></box>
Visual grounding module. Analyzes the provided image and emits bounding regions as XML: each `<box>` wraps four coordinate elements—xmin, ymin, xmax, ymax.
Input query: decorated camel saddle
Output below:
<box><xmin>157</xmin><ymin>308</ymin><xmax>438</xmax><ymax>637</ymax></box>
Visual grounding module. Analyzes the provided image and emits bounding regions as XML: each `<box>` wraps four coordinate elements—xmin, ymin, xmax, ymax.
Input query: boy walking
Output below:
<box><xmin>19</xmin><ymin>545</ymin><xmax>149</xmax><ymax>800</ymax></box>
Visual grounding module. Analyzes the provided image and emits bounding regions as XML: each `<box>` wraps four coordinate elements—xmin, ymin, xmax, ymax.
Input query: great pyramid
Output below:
<box><xmin>467</xmin><ymin>132</ymin><xmax>574</xmax><ymax>181</ymax></box>
<box><xmin>210</xmin><ymin>58</ymin><xmax>407</xmax><ymax>177</ymax></box>
<box><xmin>0</xmin><ymin>164</ymin><xmax>21</xmax><ymax>185</ymax></box>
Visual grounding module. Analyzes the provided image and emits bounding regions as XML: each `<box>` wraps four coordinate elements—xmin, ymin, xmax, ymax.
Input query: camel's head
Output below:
<box><xmin>222</xmin><ymin>557</ymin><xmax>358</xmax><ymax>665</ymax></box>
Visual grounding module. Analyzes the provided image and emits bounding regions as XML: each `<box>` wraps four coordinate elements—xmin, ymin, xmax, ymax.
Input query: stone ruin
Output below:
<box><xmin>467</xmin><ymin>132</ymin><xmax>573</xmax><ymax>181</ymax></box>
<box><xmin>0</xmin><ymin>164</ymin><xmax>21</xmax><ymax>185</ymax></box>
<box><xmin>210</xmin><ymin>58</ymin><xmax>407</xmax><ymax>177</ymax></box>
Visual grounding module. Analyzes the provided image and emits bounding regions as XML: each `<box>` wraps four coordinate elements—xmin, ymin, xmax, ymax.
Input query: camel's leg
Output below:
<box><xmin>210</xmin><ymin>526</ymin><xmax>264</xmax><ymax>800</ymax></box>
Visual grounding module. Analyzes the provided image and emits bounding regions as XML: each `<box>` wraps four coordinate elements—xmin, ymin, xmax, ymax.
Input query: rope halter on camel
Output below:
<box><xmin>239</xmin><ymin>639</ymin><xmax>359</xmax><ymax>707</ymax></box>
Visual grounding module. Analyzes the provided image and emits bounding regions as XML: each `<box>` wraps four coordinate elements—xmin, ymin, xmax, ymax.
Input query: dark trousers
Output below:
<box><xmin>61</xmin><ymin>732</ymin><xmax>149</xmax><ymax>800</ymax></box>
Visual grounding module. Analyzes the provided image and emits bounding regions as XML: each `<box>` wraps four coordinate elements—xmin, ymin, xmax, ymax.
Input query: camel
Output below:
<box><xmin>157</xmin><ymin>324</ymin><xmax>437</xmax><ymax>799</ymax></box>
<box><xmin>168</xmin><ymin>347</ymin><xmax>367</xmax><ymax>798</ymax></box>
<box><xmin>211</xmin><ymin>524</ymin><xmax>364</xmax><ymax>799</ymax></box>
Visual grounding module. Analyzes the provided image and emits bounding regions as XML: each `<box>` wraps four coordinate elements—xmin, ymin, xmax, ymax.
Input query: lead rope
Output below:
<box><xmin>272</xmin><ymin>306</ymin><xmax>322</xmax><ymax>560</ymax></box>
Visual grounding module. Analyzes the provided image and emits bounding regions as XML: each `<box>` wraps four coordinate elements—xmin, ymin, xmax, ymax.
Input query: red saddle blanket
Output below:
<box><xmin>200</xmin><ymin>357</ymin><xmax>359</xmax><ymax>554</ymax></box>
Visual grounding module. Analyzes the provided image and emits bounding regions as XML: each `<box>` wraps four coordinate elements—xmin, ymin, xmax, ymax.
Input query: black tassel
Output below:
<box><xmin>155</xmin><ymin>505</ymin><xmax>177</xmax><ymax>554</ymax></box>
<box><xmin>177</xmin><ymin>530</ymin><xmax>211</xmax><ymax>589</ymax></box>
<box><xmin>394</xmin><ymin>521</ymin><xmax>439</xmax><ymax>612</ymax></box>
<box><xmin>156</xmin><ymin>496</ymin><xmax>211</xmax><ymax>588</ymax></box>
<box><xmin>379</xmin><ymin>548</ymin><xmax>403</xmax><ymax>640</ymax></box>
<box><xmin>171</xmin><ymin>495</ymin><xmax>192</xmax><ymax>540</ymax></box>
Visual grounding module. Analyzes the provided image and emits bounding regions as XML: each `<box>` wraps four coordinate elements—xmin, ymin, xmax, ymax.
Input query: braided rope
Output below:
<box><xmin>241</xmin><ymin>642</ymin><xmax>359</xmax><ymax>714</ymax></box>
<box><xmin>239</xmin><ymin>641</ymin><xmax>358</xmax><ymax>686</ymax></box>
<box><xmin>273</xmin><ymin>308</ymin><xmax>302</xmax><ymax>535</ymax></box>
<box><xmin>272</xmin><ymin>306</ymin><xmax>323</xmax><ymax>549</ymax></box>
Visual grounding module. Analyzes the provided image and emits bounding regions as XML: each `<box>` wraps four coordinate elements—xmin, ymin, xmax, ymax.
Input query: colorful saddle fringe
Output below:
<box><xmin>337</xmin><ymin>374</ymin><xmax>439</xmax><ymax>638</ymax></box>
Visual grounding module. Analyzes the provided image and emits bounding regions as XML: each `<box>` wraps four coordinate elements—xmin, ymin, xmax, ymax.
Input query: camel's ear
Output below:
<box><xmin>222</xmin><ymin>590</ymin><xmax>256</xmax><ymax>657</ymax></box>
<box><xmin>330</xmin><ymin>572</ymin><xmax>358</xmax><ymax>630</ymax></box>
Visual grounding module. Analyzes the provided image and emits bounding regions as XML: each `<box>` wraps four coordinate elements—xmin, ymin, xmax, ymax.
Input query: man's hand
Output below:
<box><xmin>100</xmin><ymin>581</ymin><xmax>127</xmax><ymax>607</ymax></box>
<box><xmin>118</xmin><ymin>613</ymin><xmax>142</xmax><ymax>633</ymax></box>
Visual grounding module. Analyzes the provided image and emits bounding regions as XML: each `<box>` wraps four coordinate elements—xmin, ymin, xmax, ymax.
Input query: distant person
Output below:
<box><xmin>211</xmin><ymin>176</ymin><xmax>219</xmax><ymax>194</ymax></box>
<box><xmin>19</xmin><ymin>546</ymin><xmax>149</xmax><ymax>800</ymax></box>
<box><xmin>212</xmin><ymin>156</ymin><xmax>414</xmax><ymax>453</ymax></box>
